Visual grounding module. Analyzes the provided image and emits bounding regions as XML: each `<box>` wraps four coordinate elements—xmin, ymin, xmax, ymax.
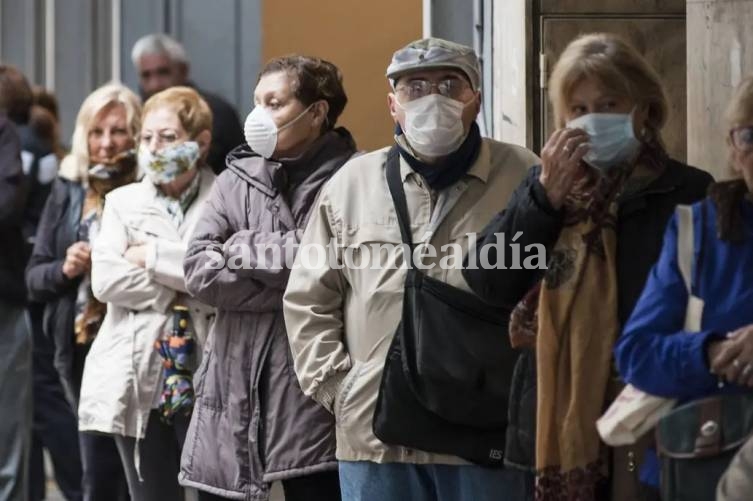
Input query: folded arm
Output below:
<box><xmin>91</xmin><ymin>202</ymin><xmax>174</xmax><ymax>312</ymax></box>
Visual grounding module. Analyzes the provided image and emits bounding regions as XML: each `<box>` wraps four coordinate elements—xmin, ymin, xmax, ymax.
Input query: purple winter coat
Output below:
<box><xmin>179</xmin><ymin>128</ymin><xmax>356</xmax><ymax>500</ymax></box>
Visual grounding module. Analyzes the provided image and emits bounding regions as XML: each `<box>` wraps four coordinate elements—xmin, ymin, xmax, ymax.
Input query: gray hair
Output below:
<box><xmin>131</xmin><ymin>33</ymin><xmax>189</xmax><ymax>67</ymax></box>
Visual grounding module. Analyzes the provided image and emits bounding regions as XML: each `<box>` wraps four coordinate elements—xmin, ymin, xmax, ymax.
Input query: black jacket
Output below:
<box><xmin>0</xmin><ymin>115</ymin><xmax>28</xmax><ymax>304</ymax></box>
<box><xmin>462</xmin><ymin>159</ymin><xmax>713</xmax><ymax>469</ymax></box>
<box><xmin>26</xmin><ymin>177</ymin><xmax>85</xmax><ymax>405</ymax></box>
<box><xmin>199</xmin><ymin>87</ymin><xmax>244</xmax><ymax>174</ymax></box>
<box><xmin>17</xmin><ymin>124</ymin><xmax>56</xmax><ymax>244</ymax></box>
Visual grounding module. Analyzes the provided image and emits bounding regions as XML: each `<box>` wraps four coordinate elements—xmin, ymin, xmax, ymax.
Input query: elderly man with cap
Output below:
<box><xmin>283</xmin><ymin>38</ymin><xmax>540</xmax><ymax>500</ymax></box>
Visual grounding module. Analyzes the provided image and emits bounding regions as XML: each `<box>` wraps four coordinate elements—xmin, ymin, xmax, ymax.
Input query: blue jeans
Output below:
<box><xmin>339</xmin><ymin>461</ymin><xmax>533</xmax><ymax>501</ymax></box>
<box><xmin>0</xmin><ymin>302</ymin><xmax>32</xmax><ymax>501</ymax></box>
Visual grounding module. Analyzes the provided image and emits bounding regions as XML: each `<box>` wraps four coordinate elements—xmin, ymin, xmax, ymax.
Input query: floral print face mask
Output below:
<box><xmin>138</xmin><ymin>141</ymin><xmax>200</xmax><ymax>185</ymax></box>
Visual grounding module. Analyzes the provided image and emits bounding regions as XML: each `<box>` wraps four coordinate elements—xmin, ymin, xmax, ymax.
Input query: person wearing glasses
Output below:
<box><xmin>615</xmin><ymin>75</ymin><xmax>753</xmax><ymax>495</ymax></box>
<box><xmin>77</xmin><ymin>87</ymin><xmax>216</xmax><ymax>501</ymax></box>
<box><xmin>283</xmin><ymin>38</ymin><xmax>541</xmax><ymax>500</ymax></box>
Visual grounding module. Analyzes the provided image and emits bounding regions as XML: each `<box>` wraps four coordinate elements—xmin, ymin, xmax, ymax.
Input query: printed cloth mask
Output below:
<box><xmin>138</xmin><ymin>141</ymin><xmax>200</xmax><ymax>185</ymax></box>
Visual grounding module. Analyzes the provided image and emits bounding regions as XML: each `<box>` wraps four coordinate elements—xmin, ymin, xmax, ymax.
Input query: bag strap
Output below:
<box><xmin>676</xmin><ymin>204</ymin><xmax>707</xmax><ymax>333</ymax></box>
<box><xmin>676</xmin><ymin>205</ymin><xmax>694</xmax><ymax>293</ymax></box>
<box><xmin>386</xmin><ymin>146</ymin><xmax>415</xmax><ymax>254</ymax></box>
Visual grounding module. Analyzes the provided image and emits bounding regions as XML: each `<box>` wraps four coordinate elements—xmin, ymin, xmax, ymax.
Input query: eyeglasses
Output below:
<box><xmin>730</xmin><ymin>126</ymin><xmax>753</xmax><ymax>153</ymax></box>
<box><xmin>140</xmin><ymin>130</ymin><xmax>182</xmax><ymax>149</ymax></box>
<box><xmin>395</xmin><ymin>78</ymin><xmax>471</xmax><ymax>102</ymax></box>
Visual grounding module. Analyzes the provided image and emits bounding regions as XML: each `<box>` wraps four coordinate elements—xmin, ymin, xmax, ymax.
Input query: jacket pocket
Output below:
<box><xmin>334</xmin><ymin>360</ymin><xmax>364</xmax><ymax>424</ymax></box>
<box><xmin>193</xmin><ymin>330</ymin><xmax>213</xmax><ymax>399</ymax></box>
<box><xmin>339</xmin><ymin>223</ymin><xmax>404</xmax><ymax>296</ymax></box>
<box><xmin>443</xmin><ymin>211</ymin><xmax>487</xmax><ymax>284</ymax></box>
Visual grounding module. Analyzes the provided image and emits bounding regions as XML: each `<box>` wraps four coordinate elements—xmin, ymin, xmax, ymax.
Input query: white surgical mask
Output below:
<box><xmin>567</xmin><ymin>111</ymin><xmax>641</xmax><ymax>171</ymax></box>
<box><xmin>244</xmin><ymin>103</ymin><xmax>314</xmax><ymax>159</ymax></box>
<box><xmin>397</xmin><ymin>94</ymin><xmax>471</xmax><ymax>158</ymax></box>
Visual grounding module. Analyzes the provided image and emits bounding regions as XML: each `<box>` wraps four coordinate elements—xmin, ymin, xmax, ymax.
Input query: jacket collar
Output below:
<box><xmin>140</xmin><ymin>167</ymin><xmax>215</xmax><ymax>236</ymax></box>
<box><xmin>226</xmin><ymin>127</ymin><xmax>356</xmax><ymax>198</ymax></box>
<box><xmin>619</xmin><ymin>158</ymin><xmax>685</xmax><ymax>217</ymax></box>
<box><xmin>397</xmin><ymin>136</ymin><xmax>491</xmax><ymax>185</ymax></box>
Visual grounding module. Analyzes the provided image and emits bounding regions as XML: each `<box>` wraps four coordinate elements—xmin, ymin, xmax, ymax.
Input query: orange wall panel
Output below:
<box><xmin>261</xmin><ymin>0</ymin><xmax>422</xmax><ymax>151</ymax></box>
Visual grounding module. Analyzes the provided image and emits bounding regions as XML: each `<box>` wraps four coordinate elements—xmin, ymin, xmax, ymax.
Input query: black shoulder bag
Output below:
<box><xmin>372</xmin><ymin>147</ymin><xmax>519</xmax><ymax>467</ymax></box>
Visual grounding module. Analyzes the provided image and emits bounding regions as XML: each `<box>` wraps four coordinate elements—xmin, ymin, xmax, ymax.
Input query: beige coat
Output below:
<box><xmin>78</xmin><ymin>168</ymin><xmax>215</xmax><ymax>439</ymax></box>
<box><xmin>283</xmin><ymin>138</ymin><xmax>540</xmax><ymax>465</ymax></box>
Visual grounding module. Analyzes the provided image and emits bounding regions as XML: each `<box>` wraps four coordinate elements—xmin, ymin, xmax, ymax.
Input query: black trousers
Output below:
<box><xmin>281</xmin><ymin>471</ymin><xmax>341</xmax><ymax>501</ymax></box>
<box><xmin>198</xmin><ymin>470</ymin><xmax>342</xmax><ymax>501</ymax></box>
<box><xmin>114</xmin><ymin>410</ymin><xmax>189</xmax><ymax>501</ymax></box>
<box><xmin>29</xmin><ymin>303</ymin><xmax>83</xmax><ymax>501</ymax></box>
<box><xmin>80</xmin><ymin>432</ymin><xmax>130</xmax><ymax>501</ymax></box>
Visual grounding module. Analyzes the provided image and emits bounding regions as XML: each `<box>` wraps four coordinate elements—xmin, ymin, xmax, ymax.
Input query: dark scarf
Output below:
<box><xmin>396</xmin><ymin>122</ymin><xmax>482</xmax><ymax>191</ymax></box>
<box><xmin>75</xmin><ymin>149</ymin><xmax>138</xmax><ymax>346</ymax></box>
<box><xmin>273</xmin><ymin>127</ymin><xmax>354</xmax><ymax>189</ymax></box>
<box><xmin>88</xmin><ymin>149</ymin><xmax>138</xmax><ymax>199</ymax></box>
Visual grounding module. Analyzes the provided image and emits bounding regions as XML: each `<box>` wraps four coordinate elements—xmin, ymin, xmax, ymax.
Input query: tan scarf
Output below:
<box><xmin>512</xmin><ymin>167</ymin><xmax>632</xmax><ymax>500</ymax></box>
<box><xmin>509</xmin><ymin>146</ymin><xmax>667</xmax><ymax>500</ymax></box>
<box><xmin>534</xmin><ymin>169</ymin><xmax>622</xmax><ymax>500</ymax></box>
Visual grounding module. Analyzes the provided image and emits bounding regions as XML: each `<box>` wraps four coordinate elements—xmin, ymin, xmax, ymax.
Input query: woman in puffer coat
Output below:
<box><xmin>179</xmin><ymin>55</ymin><xmax>357</xmax><ymax>501</ymax></box>
<box><xmin>77</xmin><ymin>86</ymin><xmax>216</xmax><ymax>501</ymax></box>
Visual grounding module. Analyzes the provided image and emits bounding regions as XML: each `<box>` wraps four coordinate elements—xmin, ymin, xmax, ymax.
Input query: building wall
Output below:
<box><xmin>261</xmin><ymin>0</ymin><xmax>422</xmax><ymax>151</ymax></box>
<box><xmin>686</xmin><ymin>0</ymin><xmax>753</xmax><ymax>180</ymax></box>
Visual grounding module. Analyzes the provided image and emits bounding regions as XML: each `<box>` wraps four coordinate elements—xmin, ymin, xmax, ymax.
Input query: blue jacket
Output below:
<box><xmin>615</xmin><ymin>196</ymin><xmax>753</xmax><ymax>485</ymax></box>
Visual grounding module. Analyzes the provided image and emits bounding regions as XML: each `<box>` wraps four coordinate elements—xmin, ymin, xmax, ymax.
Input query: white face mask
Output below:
<box><xmin>244</xmin><ymin>103</ymin><xmax>314</xmax><ymax>159</ymax></box>
<box><xmin>397</xmin><ymin>94</ymin><xmax>471</xmax><ymax>158</ymax></box>
<box><xmin>567</xmin><ymin>111</ymin><xmax>642</xmax><ymax>171</ymax></box>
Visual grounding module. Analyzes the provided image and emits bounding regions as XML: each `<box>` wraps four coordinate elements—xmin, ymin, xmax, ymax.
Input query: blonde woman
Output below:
<box><xmin>26</xmin><ymin>83</ymin><xmax>141</xmax><ymax>501</ymax></box>
<box><xmin>463</xmin><ymin>33</ymin><xmax>713</xmax><ymax>500</ymax></box>
<box><xmin>78</xmin><ymin>86</ymin><xmax>215</xmax><ymax>501</ymax></box>
<box><xmin>616</xmin><ymin>76</ymin><xmax>753</xmax><ymax>500</ymax></box>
